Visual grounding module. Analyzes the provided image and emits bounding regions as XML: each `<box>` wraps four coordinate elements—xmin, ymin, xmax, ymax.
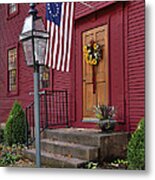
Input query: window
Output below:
<box><xmin>7</xmin><ymin>4</ymin><xmax>19</xmax><ymax>19</ymax></box>
<box><xmin>8</xmin><ymin>48</ymin><xmax>17</xmax><ymax>92</ymax></box>
<box><xmin>8</xmin><ymin>3</ymin><xmax>17</xmax><ymax>15</ymax></box>
<box><xmin>39</xmin><ymin>66</ymin><xmax>50</xmax><ymax>89</ymax></box>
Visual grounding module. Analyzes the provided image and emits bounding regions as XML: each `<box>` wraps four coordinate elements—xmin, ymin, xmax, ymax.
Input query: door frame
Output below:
<box><xmin>73</xmin><ymin>2</ymin><xmax>126</xmax><ymax>130</ymax></box>
<box><xmin>74</xmin><ymin>12</ymin><xmax>111</xmax><ymax>127</ymax></box>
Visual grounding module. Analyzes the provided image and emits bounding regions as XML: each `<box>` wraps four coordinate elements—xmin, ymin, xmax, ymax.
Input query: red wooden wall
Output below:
<box><xmin>126</xmin><ymin>1</ymin><xmax>145</xmax><ymax>131</ymax></box>
<box><xmin>0</xmin><ymin>4</ymin><xmax>33</xmax><ymax>124</ymax></box>
<box><xmin>0</xmin><ymin>3</ymin><xmax>75</xmax><ymax>125</ymax></box>
<box><xmin>0</xmin><ymin>1</ymin><xmax>145</xmax><ymax>132</ymax></box>
<box><xmin>74</xmin><ymin>1</ymin><xmax>145</xmax><ymax>131</ymax></box>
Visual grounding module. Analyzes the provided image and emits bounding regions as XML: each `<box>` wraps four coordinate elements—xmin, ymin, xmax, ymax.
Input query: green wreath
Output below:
<box><xmin>83</xmin><ymin>40</ymin><xmax>102</xmax><ymax>66</ymax></box>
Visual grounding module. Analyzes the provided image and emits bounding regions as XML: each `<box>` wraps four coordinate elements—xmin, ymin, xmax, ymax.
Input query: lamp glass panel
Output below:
<box><xmin>34</xmin><ymin>18</ymin><xmax>45</xmax><ymax>31</ymax></box>
<box><xmin>34</xmin><ymin>37</ymin><xmax>47</xmax><ymax>65</ymax></box>
<box><xmin>23</xmin><ymin>39</ymin><xmax>34</xmax><ymax>66</ymax></box>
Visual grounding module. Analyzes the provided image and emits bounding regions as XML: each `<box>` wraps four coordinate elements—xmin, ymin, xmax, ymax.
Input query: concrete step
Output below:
<box><xmin>43</xmin><ymin>128</ymin><xmax>130</xmax><ymax>162</ymax></box>
<box><xmin>28</xmin><ymin>128</ymin><xmax>129</xmax><ymax>168</ymax></box>
<box><xmin>41</xmin><ymin>139</ymin><xmax>99</xmax><ymax>161</ymax></box>
<box><xmin>43</xmin><ymin>128</ymin><xmax>102</xmax><ymax>146</ymax></box>
<box><xmin>24</xmin><ymin>149</ymin><xmax>88</xmax><ymax>168</ymax></box>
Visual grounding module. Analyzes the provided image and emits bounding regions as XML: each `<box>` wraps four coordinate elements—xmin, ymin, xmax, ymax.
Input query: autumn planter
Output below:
<box><xmin>95</xmin><ymin>105</ymin><xmax>117</xmax><ymax>133</ymax></box>
<box><xmin>98</xmin><ymin>119</ymin><xmax>117</xmax><ymax>132</ymax></box>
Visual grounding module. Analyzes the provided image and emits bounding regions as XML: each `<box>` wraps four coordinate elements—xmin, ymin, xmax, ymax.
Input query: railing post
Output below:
<box><xmin>65</xmin><ymin>90</ymin><xmax>69</xmax><ymax>128</ymax></box>
<box><xmin>25</xmin><ymin>108</ymin><xmax>29</xmax><ymax>148</ymax></box>
<box><xmin>32</xmin><ymin>103</ymin><xmax>35</xmax><ymax>142</ymax></box>
<box><xmin>44</xmin><ymin>90</ymin><xmax>48</xmax><ymax>129</ymax></box>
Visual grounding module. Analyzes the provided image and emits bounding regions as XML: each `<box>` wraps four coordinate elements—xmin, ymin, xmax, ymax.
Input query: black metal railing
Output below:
<box><xmin>25</xmin><ymin>90</ymin><xmax>69</xmax><ymax>146</ymax></box>
<box><xmin>41</xmin><ymin>90</ymin><xmax>69</xmax><ymax>127</ymax></box>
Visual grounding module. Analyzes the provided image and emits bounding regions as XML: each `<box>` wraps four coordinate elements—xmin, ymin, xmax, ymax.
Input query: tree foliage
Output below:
<box><xmin>127</xmin><ymin>118</ymin><xmax>145</xmax><ymax>170</ymax></box>
<box><xmin>4</xmin><ymin>101</ymin><xmax>27</xmax><ymax>146</ymax></box>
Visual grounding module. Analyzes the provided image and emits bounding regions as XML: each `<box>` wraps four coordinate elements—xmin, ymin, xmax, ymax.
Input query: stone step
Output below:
<box><xmin>24</xmin><ymin>149</ymin><xmax>88</xmax><ymax>168</ymax></box>
<box><xmin>41</xmin><ymin>139</ymin><xmax>99</xmax><ymax>161</ymax></box>
<box><xmin>29</xmin><ymin>128</ymin><xmax>129</xmax><ymax>168</ymax></box>
<box><xmin>43</xmin><ymin>128</ymin><xmax>129</xmax><ymax>162</ymax></box>
<box><xmin>43</xmin><ymin>128</ymin><xmax>102</xmax><ymax>146</ymax></box>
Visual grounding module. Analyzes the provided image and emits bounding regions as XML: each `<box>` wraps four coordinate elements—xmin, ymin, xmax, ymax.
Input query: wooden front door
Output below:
<box><xmin>82</xmin><ymin>25</ymin><xmax>109</xmax><ymax>119</ymax></box>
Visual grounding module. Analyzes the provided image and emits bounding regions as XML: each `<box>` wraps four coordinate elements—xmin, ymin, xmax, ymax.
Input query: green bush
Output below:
<box><xmin>0</xmin><ymin>128</ymin><xmax>4</xmax><ymax>143</ymax></box>
<box><xmin>127</xmin><ymin>118</ymin><xmax>145</xmax><ymax>170</ymax></box>
<box><xmin>4</xmin><ymin>101</ymin><xmax>27</xmax><ymax>146</ymax></box>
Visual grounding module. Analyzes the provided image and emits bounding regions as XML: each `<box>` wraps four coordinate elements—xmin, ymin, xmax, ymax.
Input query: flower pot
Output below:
<box><xmin>98</xmin><ymin>119</ymin><xmax>116</xmax><ymax>133</ymax></box>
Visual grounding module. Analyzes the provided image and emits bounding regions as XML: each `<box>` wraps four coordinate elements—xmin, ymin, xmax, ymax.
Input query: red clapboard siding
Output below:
<box><xmin>75</xmin><ymin>1</ymin><xmax>116</xmax><ymax>19</ymax></box>
<box><xmin>0</xmin><ymin>4</ymin><xmax>36</xmax><ymax>123</ymax></box>
<box><xmin>127</xmin><ymin>0</ymin><xmax>145</xmax><ymax>131</ymax></box>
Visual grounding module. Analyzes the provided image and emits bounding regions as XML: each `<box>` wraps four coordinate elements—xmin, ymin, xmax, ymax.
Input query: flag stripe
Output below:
<box><xmin>45</xmin><ymin>20</ymin><xmax>50</xmax><ymax>65</ymax></box>
<box><xmin>56</xmin><ymin>3</ymin><xmax>65</xmax><ymax>71</ymax></box>
<box><xmin>48</xmin><ymin>22</ymin><xmax>54</xmax><ymax>67</ymax></box>
<box><xmin>61</xmin><ymin>2</ymin><xmax>69</xmax><ymax>72</ymax></box>
<box><xmin>52</xmin><ymin>25</ymin><xmax>59</xmax><ymax>69</ymax></box>
<box><xmin>66</xmin><ymin>2</ymin><xmax>74</xmax><ymax>72</ymax></box>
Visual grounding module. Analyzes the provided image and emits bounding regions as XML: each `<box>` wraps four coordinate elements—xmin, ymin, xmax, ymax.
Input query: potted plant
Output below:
<box><xmin>95</xmin><ymin>105</ymin><xmax>117</xmax><ymax>132</ymax></box>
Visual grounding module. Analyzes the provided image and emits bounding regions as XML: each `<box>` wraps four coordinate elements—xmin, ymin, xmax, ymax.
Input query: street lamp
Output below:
<box><xmin>19</xmin><ymin>3</ymin><xmax>49</xmax><ymax>168</ymax></box>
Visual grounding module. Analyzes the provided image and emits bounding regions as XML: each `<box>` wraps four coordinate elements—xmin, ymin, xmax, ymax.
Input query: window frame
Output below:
<box><xmin>7</xmin><ymin>3</ymin><xmax>19</xmax><ymax>20</ymax></box>
<box><xmin>39</xmin><ymin>66</ymin><xmax>50</xmax><ymax>90</ymax></box>
<box><xmin>7</xmin><ymin>45</ymin><xmax>19</xmax><ymax>96</ymax></box>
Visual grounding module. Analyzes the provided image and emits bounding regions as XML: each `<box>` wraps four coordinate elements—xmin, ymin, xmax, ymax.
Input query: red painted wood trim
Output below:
<box><xmin>124</xmin><ymin>2</ymin><xmax>130</xmax><ymax>132</ymax></box>
<box><xmin>107</xmin><ymin>15</ymin><xmax>111</xmax><ymax>106</ymax></box>
<box><xmin>75</xmin><ymin>1</ymin><xmax>116</xmax><ymax>20</ymax></box>
<box><xmin>71</xmin><ymin>23</ymin><xmax>76</xmax><ymax>125</ymax></box>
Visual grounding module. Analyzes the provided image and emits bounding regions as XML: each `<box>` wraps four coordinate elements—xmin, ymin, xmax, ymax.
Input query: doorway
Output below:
<box><xmin>82</xmin><ymin>25</ymin><xmax>109</xmax><ymax>119</ymax></box>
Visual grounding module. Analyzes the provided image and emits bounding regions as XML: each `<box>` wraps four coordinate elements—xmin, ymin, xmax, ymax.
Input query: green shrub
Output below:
<box><xmin>127</xmin><ymin>118</ymin><xmax>145</xmax><ymax>170</ymax></box>
<box><xmin>0</xmin><ymin>128</ymin><xmax>4</xmax><ymax>143</ymax></box>
<box><xmin>4</xmin><ymin>101</ymin><xmax>27</xmax><ymax>146</ymax></box>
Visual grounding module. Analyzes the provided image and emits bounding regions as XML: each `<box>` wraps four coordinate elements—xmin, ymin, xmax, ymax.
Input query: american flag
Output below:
<box><xmin>45</xmin><ymin>2</ymin><xmax>74</xmax><ymax>72</ymax></box>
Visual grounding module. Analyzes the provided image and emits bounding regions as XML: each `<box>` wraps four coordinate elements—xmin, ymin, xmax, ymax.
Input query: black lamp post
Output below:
<box><xmin>19</xmin><ymin>3</ymin><xmax>49</xmax><ymax>168</ymax></box>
